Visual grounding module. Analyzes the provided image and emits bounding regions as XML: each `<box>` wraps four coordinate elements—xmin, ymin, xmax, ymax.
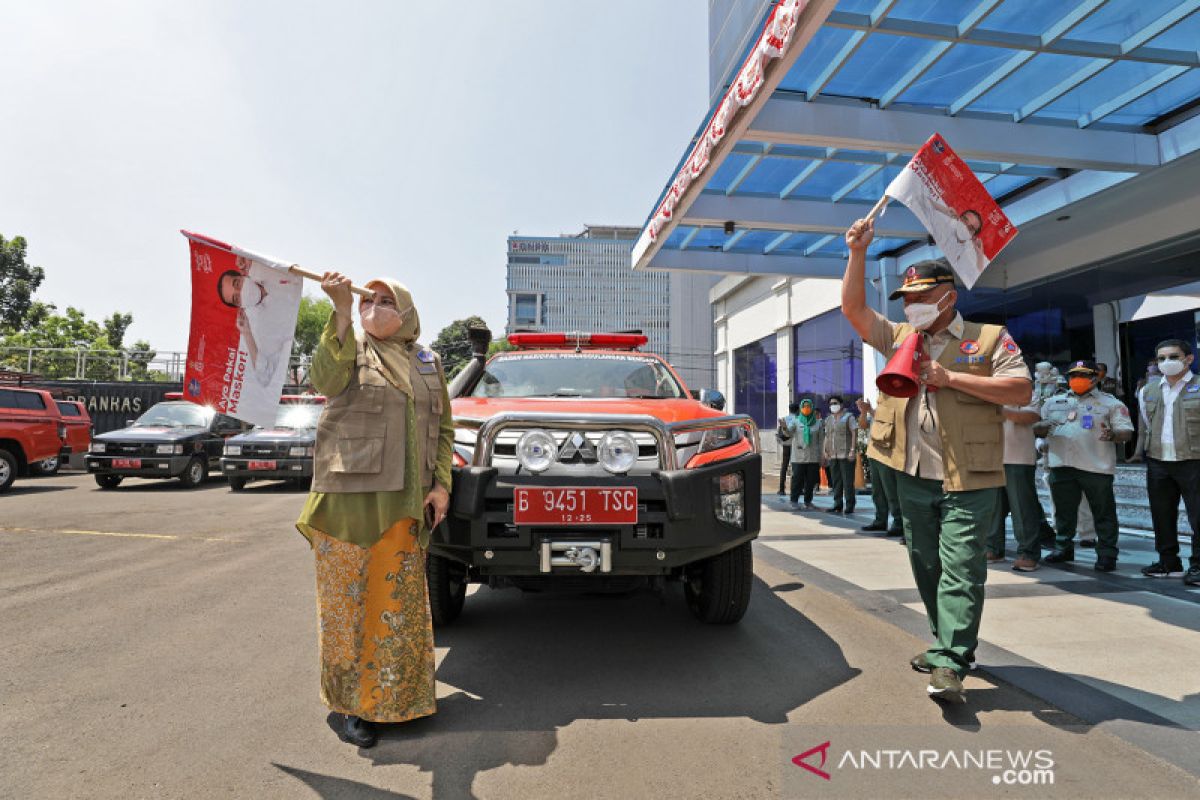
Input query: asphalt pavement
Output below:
<box><xmin>2</xmin><ymin>472</ymin><xmax>1198</xmax><ymax>799</ymax></box>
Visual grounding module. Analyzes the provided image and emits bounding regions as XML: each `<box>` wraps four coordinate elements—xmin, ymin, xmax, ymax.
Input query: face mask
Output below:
<box><xmin>1158</xmin><ymin>357</ymin><xmax>1187</xmax><ymax>377</ymax></box>
<box><xmin>800</xmin><ymin>406</ymin><xmax>813</xmax><ymax>417</ymax></box>
<box><xmin>1068</xmin><ymin>377</ymin><xmax>1094</xmax><ymax>395</ymax></box>
<box><xmin>903</xmin><ymin>292</ymin><xmax>950</xmax><ymax>331</ymax></box>
<box><xmin>361</xmin><ymin>303</ymin><xmax>403</xmax><ymax>339</ymax></box>
<box><xmin>828</xmin><ymin>403</ymin><xmax>842</xmax><ymax>414</ymax></box>
<box><xmin>242</xmin><ymin>281</ymin><xmax>265</xmax><ymax>307</ymax></box>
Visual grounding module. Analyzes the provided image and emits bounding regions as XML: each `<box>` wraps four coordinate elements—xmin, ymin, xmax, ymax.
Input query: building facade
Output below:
<box><xmin>506</xmin><ymin>226</ymin><xmax>719</xmax><ymax>390</ymax></box>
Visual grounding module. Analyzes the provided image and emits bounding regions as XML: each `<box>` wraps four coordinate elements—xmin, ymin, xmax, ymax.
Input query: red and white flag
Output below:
<box><xmin>180</xmin><ymin>230</ymin><xmax>303</xmax><ymax>428</ymax></box>
<box><xmin>885</xmin><ymin>133</ymin><xmax>1018</xmax><ymax>289</ymax></box>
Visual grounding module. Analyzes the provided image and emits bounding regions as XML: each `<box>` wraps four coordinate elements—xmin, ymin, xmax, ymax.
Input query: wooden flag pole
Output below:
<box><xmin>286</xmin><ymin>265</ymin><xmax>373</xmax><ymax>298</ymax></box>
<box><xmin>865</xmin><ymin>194</ymin><xmax>889</xmax><ymax>222</ymax></box>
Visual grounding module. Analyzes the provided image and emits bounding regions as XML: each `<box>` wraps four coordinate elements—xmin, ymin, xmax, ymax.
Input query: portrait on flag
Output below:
<box><xmin>885</xmin><ymin>133</ymin><xmax>1017</xmax><ymax>289</ymax></box>
<box><xmin>182</xmin><ymin>231</ymin><xmax>302</xmax><ymax>428</ymax></box>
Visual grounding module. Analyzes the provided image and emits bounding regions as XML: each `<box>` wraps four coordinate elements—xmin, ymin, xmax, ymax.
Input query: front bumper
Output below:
<box><xmin>85</xmin><ymin>454</ymin><xmax>192</xmax><ymax>478</ymax></box>
<box><xmin>430</xmin><ymin>452</ymin><xmax>761</xmax><ymax>576</ymax></box>
<box><xmin>220</xmin><ymin>457</ymin><xmax>312</xmax><ymax>479</ymax></box>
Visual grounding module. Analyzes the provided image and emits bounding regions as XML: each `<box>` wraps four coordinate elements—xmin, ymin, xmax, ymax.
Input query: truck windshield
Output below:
<box><xmin>269</xmin><ymin>403</ymin><xmax>322</xmax><ymax>429</ymax></box>
<box><xmin>134</xmin><ymin>403</ymin><xmax>214</xmax><ymax>428</ymax></box>
<box><xmin>471</xmin><ymin>354</ymin><xmax>685</xmax><ymax>399</ymax></box>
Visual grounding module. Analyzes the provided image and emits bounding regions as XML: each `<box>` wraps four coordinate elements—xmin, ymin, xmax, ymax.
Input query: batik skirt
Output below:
<box><xmin>312</xmin><ymin>519</ymin><xmax>437</xmax><ymax>723</ymax></box>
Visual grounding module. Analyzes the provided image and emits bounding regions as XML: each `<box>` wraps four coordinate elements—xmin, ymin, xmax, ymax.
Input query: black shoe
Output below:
<box><xmin>1094</xmin><ymin>556</ymin><xmax>1117</xmax><ymax>572</ymax></box>
<box><xmin>824</xmin><ymin>506</ymin><xmax>843</xmax><ymax>514</ymax></box>
<box><xmin>845</xmin><ymin>508</ymin><xmax>856</xmax><ymax>516</ymax></box>
<box><xmin>1044</xmin><ymin>548</ymin><xmax>1074</xmax><ymax>563</ymax></box>
<box><xmin>1185</xmin><ymin>566</ymin><xmax>1200</xmax><ymax>587</ymax></box>
<box><xmin>341</xmin><ymin>715</ymin><xmax>379</xmax><ymax>748</ymax></box>
<box><xmin>1079</xmin><ymin>539</ymin><xmax>1097</xmax><ymax>549</ymax></box>
<box><xmin>886</xmin><ymin>527</ymin><xmax>904</xmax><ymax>537</ymax></box>
<box><xmin>1141</xmin><ymin>560</ymin><xmax>1184</xmax><ymax>578</ymax></box>
<box><xmin>861</xmin><ymin>521</ymin><xmax>887</xmax><ymax>532</ymax></box>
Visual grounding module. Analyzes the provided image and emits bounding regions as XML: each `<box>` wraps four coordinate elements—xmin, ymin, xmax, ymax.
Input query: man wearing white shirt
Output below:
<box><xmin>1133</xmin><ymin>339</ymin><xmax>1200</xmax><ymax>585</ymax></box>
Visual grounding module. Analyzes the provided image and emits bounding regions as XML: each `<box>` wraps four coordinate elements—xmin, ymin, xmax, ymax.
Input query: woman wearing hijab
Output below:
<box><xmin>787</xmin><ymin>397</ymin><xmax>824</xmax><ymax>510</ymax></box>
<box><xmin>296</xmin><ymin>272</ymin><xmax>454</xmax><ymax>749</ymax></box>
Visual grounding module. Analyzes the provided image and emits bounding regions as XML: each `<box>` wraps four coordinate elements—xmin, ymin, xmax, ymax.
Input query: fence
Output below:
<box><xmin>0</xmin><ymin>347</ymin><xmax>312</xmax><ymax>384</ymax></box>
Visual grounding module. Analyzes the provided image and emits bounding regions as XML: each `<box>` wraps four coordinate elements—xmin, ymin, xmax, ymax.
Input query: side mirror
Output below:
<box><xmin>125</xmin><ymin>419</ymin><xmax>135</xmax><ymax>427</ymax></box>
<box><xmin>697</xmin><ymin>389</ymin><xmax>726</xmax><ymax>411</ymax></box>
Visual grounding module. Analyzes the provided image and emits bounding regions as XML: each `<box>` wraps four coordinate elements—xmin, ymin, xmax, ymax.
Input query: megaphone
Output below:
<box><xmin>876</xmin><ymin>332</ymin><xmax>925</xmax><ymax>398</ymax></box>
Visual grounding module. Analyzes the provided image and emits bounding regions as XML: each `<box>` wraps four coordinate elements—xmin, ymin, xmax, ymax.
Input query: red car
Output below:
<box><xmin>428</xmin><ymin>332</ymin><xmax>761</xmax><ymax>626</ymax></box>
<box><xmin>0</xmin><ymin>386</ymin><xmax>67</xmax><ymax>492</ymax></box>
<box><xmin>31</xmin><ymin>400</ymin><xmax>92</xmax><ymax>474</ymax></box>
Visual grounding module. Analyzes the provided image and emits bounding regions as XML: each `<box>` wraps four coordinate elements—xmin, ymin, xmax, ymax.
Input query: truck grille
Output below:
<box><xmin>490</xmin><ymin>429</ymin><xmax>659</xmax><ymax>475</ymax></box>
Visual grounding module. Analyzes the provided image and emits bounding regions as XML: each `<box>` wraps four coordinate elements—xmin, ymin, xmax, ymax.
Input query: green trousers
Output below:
<box><xmin>826</xmin><ymin>457</ymin><xmax>856</xmax><ymax>512</ymax></box>
<box><xmin>1047</xmin><ymin>466</ymin><xmax>1119</xmax><ymax>559</ymax></box>
<box><xmin>895</xmin><ymin>472</ymin><xmax>1001</xmax><ymax>677</ymax></box>
<box><xmin>868</xmin><ymin>457</ymin><xmax>902</xmax><ymax>529</ymax></box>
<box><xmin>986</xmin><ymin>464</ymin><xmax>1044</xmax><ymax>561</ymax></box>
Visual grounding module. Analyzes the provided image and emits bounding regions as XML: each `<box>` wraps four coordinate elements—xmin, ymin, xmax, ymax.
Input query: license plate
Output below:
<box><xmin>113</xmin><ymin>458</ymin><xmax>141</xmax><ymax>469</ymax></box>
<box><xmin>513</xmin><ymin>486</ymin><xmax>638</xmax><ymax>526</ymax></box>
<box><xmin>248</xmin><ymin>460</ymin><xmax>277</xmax><ymax>470</ymax></box>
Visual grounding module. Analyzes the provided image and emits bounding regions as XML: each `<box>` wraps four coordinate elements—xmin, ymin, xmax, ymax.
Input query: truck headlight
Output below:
<box><xmin>714</xmin><ymin>471</ymin><xmax>745</xmax><ymax>528</ymax></box>
<box><xmin>289</xmin><ymin>446</ymin><xmax>312</xmax><ymax>457</ymax></box>
<box><xmin>91</xmin><ymin>443</ymin><xmax>106</xmax><ymax>453</ymax></box>
<box><xmin>156</xmin><ymin>444</ymin><xmax>183</xmax><ymax>455</ymax></box>
<box><xmin>699</xmin><ymin>425</ymin><xmax>743</xmax><ymax>453</ymax></box>
<box><xmin>516</xmin><ymin>429</ymin><xmax>557</xmax><ymax>474</ymax></box>
<box><xmin>225</xmin><ymin>445</ymin><xmax>241</xmax><ymax>456</ymax></box>
<box><xmin>598</xmin><ymin>431</ymin><xmax>638</xmax><ymax>474</ymax></box>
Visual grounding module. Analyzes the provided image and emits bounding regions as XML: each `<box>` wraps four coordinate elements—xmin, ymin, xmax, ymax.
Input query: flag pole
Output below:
<box><xmin>865</xmin><ymin>194</ymin><xmax>889</xmax><ymax>222</ymax></box>
<box><xmin>286</xmin><ymin>265</ymin><xmax>373</xmax><ymax>298</ymax></box>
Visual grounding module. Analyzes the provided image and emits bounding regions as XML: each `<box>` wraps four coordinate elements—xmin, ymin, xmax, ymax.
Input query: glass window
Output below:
<box><xmin>472</xmin><ymin>354</ymin><xmax>685</xmax><ymax>399</ymax></box>
<box><xmin>134</xmin><ymin>402</ymin><xmax>214</xmax><ymax>428</ymax></box>
<box><xmin>2</xmin><ymin>390</ymin><xmax>48</xmax><ymax>410</ymax></box>
<box><xmin>513</xmin><ymin>293</ymin><xmax>539</xmax><ymax>327</ymax></box>
<box><xmin>793</xmin><ymin>309</ymin><xmax>863</xmax><ymax>409</ymax></box>
<box><xmin>734</xmin><ymin>333</ymin><xmax>778</xmax><ymax>430</ymax></box>
<box><xmin>56</xmin><ymin>401</ymin><xmax>82</xmax><ymax>417</ymax></box>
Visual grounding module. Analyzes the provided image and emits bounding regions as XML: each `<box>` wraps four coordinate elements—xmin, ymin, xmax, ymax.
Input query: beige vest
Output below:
<box><xmin>1143</xmin><ymin>374</ymin><xmax>1200</xmax><ymax>461</ymax></box>
<box><xmin>867</xmin><ymin>320</ymin><xmax>1005</xmax><ymax>491</ymax></box>
<box><xmin>313</xmin><ymin>340</ymin><xmax>444</xmax><ymax>493</ymax></box>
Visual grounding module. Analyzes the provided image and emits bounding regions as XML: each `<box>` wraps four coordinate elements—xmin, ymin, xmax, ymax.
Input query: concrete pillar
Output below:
<box><xmin>1093</xmin><ymin>302</ymin><xmax>1121</xmax><ymax>381</ymax></box>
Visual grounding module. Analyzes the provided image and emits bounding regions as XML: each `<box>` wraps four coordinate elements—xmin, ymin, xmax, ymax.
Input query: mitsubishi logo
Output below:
<box><xmin>558</xmin><ymin>432</ymin><xmax>597</xmax><ymax>463</ymax></box>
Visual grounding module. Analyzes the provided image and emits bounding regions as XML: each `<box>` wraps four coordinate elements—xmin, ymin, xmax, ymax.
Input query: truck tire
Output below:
<box><xmin>684</xmin><ymin>541</ymin><xmax>753</xmax><ymax>624</ymax></box>
<box><xmin>227</xmin><ymin>476</ymin><xmax>248</xmax><ymax>491</ymax></box>
<box><xmin>178</xmin><ymin>457</ymin><xmax>207</xmax><ymax>488</ymax></box>
<box><xmin>427</xmin><ymin>553</ymin><xmax>467</xmax><ymax>627</ymax></box>
<box><xmin>95</xmin><ymin>474</ymin><xmax>123</xmax><ymax>489</ymax></box>
<box><xmin>0</xmin><ymin>449</ymin><xmax>17</xmax><ymax>492</ymax></box>
<box><xmin>31</xmin><ymin>456</ymin><xmax>60</xmax><ymax>476</ymax></box>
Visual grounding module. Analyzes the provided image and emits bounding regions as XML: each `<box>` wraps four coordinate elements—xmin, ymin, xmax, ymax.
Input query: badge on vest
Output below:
<box><xmin>417</xmin><ymin>348</ymin><xmax>436</xmax><ymax>363</ymax></box>
<box><xmin>960</xmin><ymin>340</ymin><xmax>980</xmax><ymax>355</ymax></box>
<box><xmin>1189</xmin><ymin>384</ymin><xmax>1200</xmax><ymax>393</ymax></box>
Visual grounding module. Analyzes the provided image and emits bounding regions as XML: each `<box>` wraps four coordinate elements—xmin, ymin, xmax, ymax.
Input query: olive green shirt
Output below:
<box><xmin>295</xmin><ymin>313</ymin><xmax>454</xmax><ymax>549</ymax></box>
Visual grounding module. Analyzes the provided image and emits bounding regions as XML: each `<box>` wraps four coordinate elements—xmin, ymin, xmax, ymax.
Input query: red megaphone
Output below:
<box><xmin>876</xmin><ymin>332</ymin><xmax>925</xmax><ymax>398</ymax></box>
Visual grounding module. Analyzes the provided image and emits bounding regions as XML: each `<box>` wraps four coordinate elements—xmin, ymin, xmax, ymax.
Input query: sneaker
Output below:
<box><xmin>1079</xmin><ymin>539</ymin><xmax>1097</xmax><ymax>549</ymax></box>
<box><xmin>1185</xmin><ymin>566</ymin><xmax>1200</xmax><ymax>587</ymax></box>
<box><xmin>860</xmin><ymin>521</ymin><xmax>887</xmax><ymax>532</ymax></box>
<box><xmin>1044</xmin><ymin>548</ymin><xmax>1074</xmax><ymax>564</ymax></box>
<box><xmin>1141</xmin><ymin>561</ymin><xmax>1185</xmax><ymax>578</ymax></box>
<box><xmin>927</xmin><ymin>667</ymin><xmax>966</xmax><ymax>704</ymax></box>
<box><xmin>1012</xmin><ymin>556</ymin><xmax>1039</xmax><ymax>572</ymax></box>
<box><xmin>1094</xmin><ymin>556</ymin><xmax>1117</xmax><ymax>572</ymax></box>
<box><xmin>985</xmin><ymin>550</ymin><xmax>1005</xmax><ymax>563</ymax></box>
<box><xmin>910</xmin><ymin>652</ymin><xmax>976</xmax><ymax>673</ymax></box>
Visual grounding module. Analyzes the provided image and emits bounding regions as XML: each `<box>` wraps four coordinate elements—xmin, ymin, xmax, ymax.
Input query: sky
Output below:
<box><xmin>0</xmin><ymin>1</ymin><xmax>709</xmax><ymax>353</ymax></box>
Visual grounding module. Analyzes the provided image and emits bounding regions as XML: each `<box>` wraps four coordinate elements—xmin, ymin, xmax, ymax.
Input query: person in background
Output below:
<box><xmin>857</xmin><ymin>398</ymin><xmax>904</xmax><ymax>537</ymax></box>
<box><xmin>822</xmin><ymin>395</ymin><xmax>858</xmax><ymax>516</ymax></box>
<box><xmin>775</xmin><ymin>402</ymin><xmax>799</xmax><ymax>496</ymax></box>
<box><xmin>788</xmin><ymin>397</ymin><xmax>823</xmax><ymax>510</ymax></box>
<box><xmin>1096</xmin><ymin>362</ymin><xmax>1121</xmax><ymax>397</ymax></box>
<box><xmin>988</xmin><ymin>388</ymin><xmax>1044</xmax><ymax>570</ymax></box>
<box><xmin>1132</xmin><ymin>339</ymin><xmax>1200</xmax><ymax>586</ymax></box>
<box><xmin>1036</xmin><ymin>360</ymin><xmax>1134</xmax><ymax>572</ymax></box>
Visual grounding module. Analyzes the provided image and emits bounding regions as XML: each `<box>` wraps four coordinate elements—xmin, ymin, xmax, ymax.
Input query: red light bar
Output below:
<box><xmin>508</xmin><ymin>332</ymin><xmax>648</xmax><ymax>350</ymax></box>
<box><xmin>164</xmin><ymin>392</ymin><xmax>183</xmax><ymax>400</ymax></box>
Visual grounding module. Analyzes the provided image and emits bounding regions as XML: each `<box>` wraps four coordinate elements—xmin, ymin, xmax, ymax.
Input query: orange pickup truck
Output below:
<box><xmin>0</xmin><ymin>386</ymin><xmax>68</xmax><ymax>492</ymax></box>
<box><xmin>429</xmin><ymin>332</ymin><xmax>761</xmax><ymax>626</ymax></box>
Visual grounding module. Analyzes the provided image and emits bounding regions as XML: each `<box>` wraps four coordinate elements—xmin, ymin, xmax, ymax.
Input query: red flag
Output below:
<box><xmin>181</xmin><ymin>231</ymin><xmax>302</xmax><ymax>428</ymax></box>
<box><xmin>885</xmin><ymin>133</ymin><xmax>1018</xmax><ymax>289</ymax></box>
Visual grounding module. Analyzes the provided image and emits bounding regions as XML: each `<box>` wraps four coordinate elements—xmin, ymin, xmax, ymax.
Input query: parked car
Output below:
<box><xmin>32</xmin><ymin>400</ymin><xmax>92</xmax><ymax>475</ymax></box>
<box><xmin>0</xmin><ymin>386</ymin><xmax>68</xmax><ymax>492</ymax></box>
<box><xmin>430</xmin><ymin>332</ymin><xmax>761</xmax><ymax>626</ymax></box>
<box><xmin>84</xmin><ymin>394</ymin><xmax>251</xmax><ymax>489</ymax></box>
<box><xmin>221</xmin><ymin>395</ymin><xmax>325</xmax><ymax>491</ymax></box>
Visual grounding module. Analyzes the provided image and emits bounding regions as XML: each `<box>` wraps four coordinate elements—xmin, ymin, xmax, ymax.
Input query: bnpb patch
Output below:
<box><xmin>960</xmin><ymin>340</ymin><xmax>980</xmax><ymax>355</ymax></box>
<box><xmin>417</xmin><ymin>348</ymin><xmax>436</xmax><ymax>363</ymax></box>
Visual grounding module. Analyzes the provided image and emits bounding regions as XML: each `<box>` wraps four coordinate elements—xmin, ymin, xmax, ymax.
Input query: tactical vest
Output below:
<box><xmin>313</xmin><ymin>339</ymin><xmax>444</xmax><ymax>493</ymax></box>
<box><xmin>866</xmin><ymin>320</ymin><xmax>1006</xmax><ymax>491</ymax></box>
<box><xmin>1142</xmin><ymin>374</ymin><xmax>1200</xmax><ymax>461</ymax></box>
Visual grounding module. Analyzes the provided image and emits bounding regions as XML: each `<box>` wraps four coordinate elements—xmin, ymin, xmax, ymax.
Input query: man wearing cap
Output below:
<box><xmin>1034</xmin><ymin>360</ymin><xmax>1134</xmax><ymax>571</ymax></box>
<box><xmin>842</xmin><ymin>219</ymin><xmax>1031</xmax><ymax>705</ymax></box>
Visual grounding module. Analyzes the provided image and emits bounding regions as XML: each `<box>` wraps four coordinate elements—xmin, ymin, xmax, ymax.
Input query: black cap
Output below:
<box><xmin>889</xmin><ymin>260</ymin><xmax>956</xmax><ymax>301</ymax></box>
<box><xmin>1066</xmin><ymin>359</ymin><xmax>1098</xmax><ymax>376</ymax></box>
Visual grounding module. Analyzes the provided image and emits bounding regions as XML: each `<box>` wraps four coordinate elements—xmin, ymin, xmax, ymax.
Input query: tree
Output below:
<box><xmin>293</xmin><ymin>295</ymin><xmax>333</xmax><ymax>356</ymax></box>
<box><xmin>432</xmin><ymin>315</ymin><xmax>489</xmax><ymax>377</ymax></box>
<box><xmin>103</xmin><ymin>311</ymin><xmax>134</xmax><ymax>350</ymax></box>
<box><xmin>487</xmin><ymin>338</ymin><xmax>516</xmax><ymax>356</ymax></box>
<box><xmin>0</xmin><ymin>234</ymin><xmax>46</xmax><ymax>333</ymax></box>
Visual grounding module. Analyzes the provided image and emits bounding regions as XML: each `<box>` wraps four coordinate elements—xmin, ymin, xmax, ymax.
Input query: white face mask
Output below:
<box><xmin>903</xmin><ymin>292</ymin><xmax>951</xmax><ymax>331</ymax></box>
<box><xmin>828</xmin><ymin>403</ymin><xmax>842</xmax><ymax>414</ymax></box>
<box><xmin>361</xmin><ymin>303</ymin><xmax>403</xmax><ymax>339</ymax></box>
<box><xmin>242</xmin><ymin>280</ymin><xmax>265</xmax><ymax>308</ymax></box>
<box><xmin>1158</xmin><ymin>357</ymin><xmax>1188</xmax><ymax>377</ymax></box>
